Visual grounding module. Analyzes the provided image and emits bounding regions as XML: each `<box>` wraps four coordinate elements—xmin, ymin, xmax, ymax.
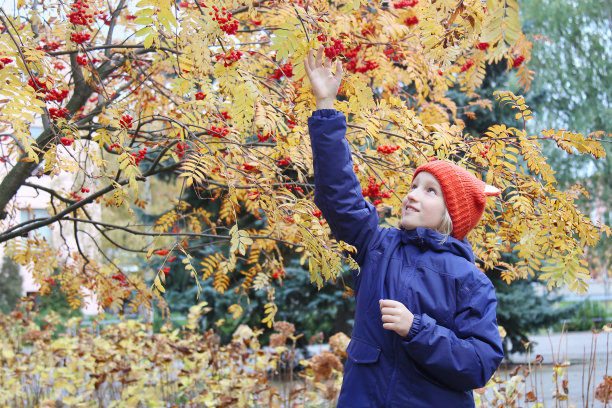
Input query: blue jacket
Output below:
<box><xmin>308</xmin><ymin>110</ymin><xmax>504</xmax><ymax>408</ymax></box>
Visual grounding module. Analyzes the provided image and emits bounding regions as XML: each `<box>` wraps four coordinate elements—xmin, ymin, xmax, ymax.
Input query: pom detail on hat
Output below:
<box><xmin>413</xmin><ymin>160</ymin><xmax>499</xmax><ymax>241</ymax></box>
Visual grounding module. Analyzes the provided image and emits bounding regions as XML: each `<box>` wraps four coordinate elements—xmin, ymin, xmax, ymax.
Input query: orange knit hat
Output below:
<box><xmin>413</xmin><ymin>160</ymin><xmax>500</xmax><ymax>241</ymax></box>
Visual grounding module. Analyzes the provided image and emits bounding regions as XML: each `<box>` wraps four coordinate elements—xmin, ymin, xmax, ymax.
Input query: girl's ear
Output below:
<box><xmin>484</xmin><ymin>184</ymin><xmax>501</xmax><ymax>196</ymax></box>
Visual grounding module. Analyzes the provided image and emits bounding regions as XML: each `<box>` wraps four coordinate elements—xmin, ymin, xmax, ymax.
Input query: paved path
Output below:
<box><xmin>507</xmin><ymin>330</ymin><xmax>611</xmax><ymax>364</ymax></box>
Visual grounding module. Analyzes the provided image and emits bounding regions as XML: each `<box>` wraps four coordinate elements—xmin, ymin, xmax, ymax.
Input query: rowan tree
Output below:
<box><xmin>0</xmin><ymin>0</ymin><xmax>608</xmax><ymax>326</ymax></box>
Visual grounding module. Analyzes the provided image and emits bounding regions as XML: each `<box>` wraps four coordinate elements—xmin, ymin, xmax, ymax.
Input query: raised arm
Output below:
<box><xmin>305</xmin><ymin>48</ymin><xmax>380</xmax><ymax>263</ymax></box>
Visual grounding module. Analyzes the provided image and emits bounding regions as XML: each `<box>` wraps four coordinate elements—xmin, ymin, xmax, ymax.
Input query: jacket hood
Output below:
<box><xmin>399</xmin><ymin>227</ymin><xmax>475</xmax><ymax>263</ymax></box>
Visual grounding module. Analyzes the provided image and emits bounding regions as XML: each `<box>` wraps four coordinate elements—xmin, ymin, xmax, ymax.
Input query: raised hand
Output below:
<box><xmin>304</xmin><ymin>46</ymin><xmax>343</xmax><ymax>110</ymax></box>
<box><xmin>380</xmin><ymin>299</ymin><xmax>414</xmax><ymax>337</ymax></box>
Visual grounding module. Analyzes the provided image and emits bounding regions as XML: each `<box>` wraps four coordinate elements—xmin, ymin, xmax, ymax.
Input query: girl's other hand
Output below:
<box><xmin>304</xmin><ymin>46</ymin><xmax>343</xmax><ymax>110</ymax></box>
<box><xmin>379</xmin><ymin>299</ymin><xmax>414</xmax><ymax>338</ymax></box>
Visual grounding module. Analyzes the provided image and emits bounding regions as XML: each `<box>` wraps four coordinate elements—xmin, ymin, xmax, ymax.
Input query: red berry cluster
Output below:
<box><xmin>215</xmin><ymin>111</ymin><xmax>231</xmax><ymax>121</ymax></box>
<box><xmin>28</xmin><ymin>76</ymin><xmax>50</xmax><ymax>92</ymax></box>
<box><xmin>29</xmin><ymin>77</ymin><xmax>70</xmax><ymax>103</ymax></box>
<box><xmin>404</xmin><ymin>16</ymin><xmax>419</xmax><ymax>26</ymax></box>
<box><xmin>155</xmin><ymin>249</ymin><xmax>169</xmax><ymax>256</ymax></box>
<box><xmin>311</xmin><ymin>210</ymin><xmax>322</xmax><ymax>218</ymax></box>
<box><xmin>126</xmin><ymin>15</ymin><xmax>137</xmax><ymax>21</ymax></box>
<box><xmin>176</xmin><ymin>142</ymin><xmax>187</xmax><ymax>158</ymax></box>
<box><xmin>283</xmin><ymin>183</ymin><xmax>303</xmax><ymax>194</ymax></box>
<box><xmin>317</xmin><ymin>34</ymin><xmax>327</xmax><ymax>42</ymax></box>
<box><xmin>96</xmin><ymin>12</ymin><xmax>113</xmax><ymax>26</ymax></box>
<box><xmin>160</xmin><ymin>266</ymin><xmax>171</xmax><ymax>275</ymax></box>
<box><xmin>44</xmin><ymin>277</ymin><xmax>57</xmax><ymax>286</ymax></box>
<box><xmin>460</xmin><ymin>59</ymin><xmax>474</xmax><ymax>72</ymax></box>
<box><xmin>71</xmin><ymin>32</ymin><xmax>91</xmax><ymax>44</ymax></box>
<box><xmin>324</xmin><ymin>37</ymin><xmax>345</xmax><ymax>59</ymax></box>
<box><xmin>50</xmin><ymin>108</ymin><xmax>70</xmax><ymax>120</ymax></box>
<box><xmin>67</xmin><ymin>0</ymin><xmax>93</xmax><ymax>26</ymax></box>
<box><xmin>270</xmin><ymin>62</ymin><xmax>294</xmax><ymax>80</ymax></box>
<box><xmin>195</xmin><ymin>91</ymin><xmax>206</xmax><ymax>100</ymax></box>
<box><xmin>287</xmin><ymin>118</ymin><xmax>297</xmax><ymax>129</ymax></box>
<box><xmin>480</xmin><ymin>145</ymin><xmax>490</xmax><ymax>158</ymax></box>
<box><xmin>377</xmin><ymin>145</ymin><xmax>401</xmax><ymax>154</ymax></box>
<box><xmin>272</xmin><ymin>268</ymin><xmax>286</xmax><ymax>279</ymax></box>
<box><xmin>362</xmin><ymin>176</ymin><xmax>393</xmax><ymax>206</ymax></box>
<box><xmin>60</xmin><ymin>136</ymin><xmax>74</xmax><ymax>146</ymax></box>
<box><xmin>76</xmin><ymin>55</ymin><xmax>88</xmax><ymax>66</ymax></box>
<box><xmin>476</xmin><ymin>42</ymin><xmax>490</xmax><ymax>50</ymax></box>
<box><xmin>512</xmin><ymin>55</ymin><xmax>525</xmax><ymax>68</ymax></box>
<box><xmin>81</xmin><ymin>187</ymin><xmax>90</xmax><ymax>193</ymax></box>
<box><xmin>210</xmin><ymin>5</ymin><xmax>239</xmax><ymax>35</ymax></box>
<box><xmin>215</xmin><ymin>50</ymin><xmax>243</xmax><ymax>67</ymax></box>
<box><xmin>0</xmin><ymin>57</ymin><xmax>13</xmax><ymax>69</ymax></box>
<box><xmin>361</xmin><ymin>26</ymin><xmax>375</xmax><ymax>37</ymax></box>
<box><xmin>393</xmin><ymin>0</ymin><xmax>418</xmax><ymax>8</ymax></box>
<box><xmin>257</xmin><ymin>132</ymin><xmax>274</xmax><ymax>142</ymax></box>
<box><xmin>276</xmin><ymin>157</ymin><xmax>291</xmax><ymax>166</ymax></box>
<box><xmin>179</xmin><ymin>1</ymin><xmax>207</xmax><ymax>8</ymax></box>
<box><xmin>345</xmin><ymin>47</ymin><xmax>379</xmax><ymax>73</ymax></box>
<box><xmin>131</xmin><ymin>147</ymin><xmax>147</xmax><ymax>165</ymax></box>
<box><xmin>70</xmin><ymin>190</ymin><xmax>83</xmax><ymax>200</ymax></box>
<box><xmin>111</xmin><ymin>273</ymin><xmax>129</xmax><ymax>287</ymax></box>
<box><xmin>109</xmin><ymin>143</ymin><xmax>121</xmax><ymax>151</ymax></box>
<box><xmin>37</xmin><ymin>38</ymin><xmax>63</xmax><ymax>52</ymax></box>
<box><xmin>207</xmin><ymin>126</ymin><xmax>229</xmax><ymax>138</ymax></box>
<box><xmin>53</xmin><ymin>61</ymin><xmax>66</xmax><ymax>70</ymax></box>
<box><xmin>241</xmin><ymin>162</ymin><xmax>258</xmax><ymax>172</ymax></box>
<box><xmin>120</xmin><ymin>114</ymin><xmax>133</xmax><ymax>129</ymax></box>
<box><xmin>45</xmin><ymin>89</ymin><xmax>69</xmax><ymax>102</ymax></box>
<box><xmin>383</xmin><ymin>46</ymin><xmax>405</xmax><ymax>63</ymax></box>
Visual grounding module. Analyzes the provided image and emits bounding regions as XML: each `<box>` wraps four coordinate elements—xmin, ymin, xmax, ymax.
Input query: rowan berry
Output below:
<box><xmin>270</xmin><ymin>62</ymin><xmax>294</xmax><ymax>80</ymax></box>
<box><xmin>71</xmin><ymin>32</ymin><xmax>91</xmax><ymax>44</ymax></box>
<box><xmin>50</xmin><ymin>108</ymin><xmax>70</xmax><ymax>120</ymax></box>
<box><xmin>404</xmin><ymin>16</ymin><xmax>419</xmax><ymax>26</ymax></box>
<box><xmin>460</xmin><ymin>59</ymin><xmax>474</xmax><ymax>72</ymax></box>
<box><xmin>393</xmin><ymin>0</ymin><xmax>418</xmax><ymax>8</ymax></box>
<box><xmin>512</xmin><ymin>55</ymin><xmax>525</xmax><ymax>68</ymax></box>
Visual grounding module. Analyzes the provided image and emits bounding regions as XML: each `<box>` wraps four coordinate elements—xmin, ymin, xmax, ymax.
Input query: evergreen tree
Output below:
<box><xmin>0</xmin><ymin>254</ymin><xmax>23</xmax><ymax>314</ymax></box>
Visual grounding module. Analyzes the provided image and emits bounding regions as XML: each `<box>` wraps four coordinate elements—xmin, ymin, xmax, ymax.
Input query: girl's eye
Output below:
<box><xmin>428</xmin><ymin>188</ymin><xmax>437</xmax><ymax>194</ymax></box>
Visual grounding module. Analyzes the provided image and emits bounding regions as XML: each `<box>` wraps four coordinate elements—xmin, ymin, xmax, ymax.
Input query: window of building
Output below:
<box><xmin>20</xmin><ymin>208</ymin><xmax>52</xmax><ymax>244</ymax></box>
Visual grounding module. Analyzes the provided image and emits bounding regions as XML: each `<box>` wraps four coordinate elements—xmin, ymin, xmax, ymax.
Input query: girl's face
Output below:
<box><xmin>400</xmin><ymin>171</ymin><xmax>447</xmax><ymax>232</ymax></box>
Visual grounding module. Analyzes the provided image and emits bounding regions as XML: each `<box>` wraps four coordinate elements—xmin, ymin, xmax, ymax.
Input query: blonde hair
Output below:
<box><xmin>436</xmin><ymin>208</ymin><xmax>453</xmax><ymax>243</ymax></box>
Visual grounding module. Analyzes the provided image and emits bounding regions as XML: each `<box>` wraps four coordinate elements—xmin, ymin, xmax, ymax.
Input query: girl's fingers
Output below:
<box><xmin>381</xmin><ymin>314</ymin><xmax>398</xmax><ymax>323</ymax></box>
<box><xmin>334</xmin><ymin>59</ymin><xmax>343</xmax><ymax>81</ymax></box>
<box><xmin>316</xmin><ymin>46</ymin><xmax>325</xmax><ymax>67</ymax></box>
<box><xmin>305</xmin><ymin>49</ymin><xmax>314</xmax><ymax>74</ymax></box>
<box><xmin>324</xmin><ymin>57</ymin><xmax>332</xmax><ymax>70</ymax></box>
<box><xmin>381</xmin><ymin>307</ymin><xmax>399</xmax><ymax>315</ymax></box>
<box><xmin>382</xmin><ymin>323</ymin><xmax>394</xmax><ymax>330</ymax></box>
<box><xmin>379</xmin><ymin>299</ymin><xmax>402</xmax><ymax>309</ymax></box>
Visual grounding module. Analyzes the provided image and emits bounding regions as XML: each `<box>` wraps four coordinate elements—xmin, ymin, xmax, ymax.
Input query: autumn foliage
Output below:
<box><xmin>0</xmin><ymin>0</ymin><xmax>608</xmax><ymax>327</ymax></box>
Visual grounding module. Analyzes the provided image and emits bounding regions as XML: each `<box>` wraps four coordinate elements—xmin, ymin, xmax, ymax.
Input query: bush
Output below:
<box><xmin>553</xmin><ymin>299</ymin><xmax>611</xmax><ymax>332</ymax></box>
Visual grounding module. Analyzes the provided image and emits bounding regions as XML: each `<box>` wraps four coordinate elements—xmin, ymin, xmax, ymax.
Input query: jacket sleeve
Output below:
<box><xmin>401</xmin><ymin>276</ymin><xmax>504</xmax><ymax>391</ymax></box>
<box><xmin>308</xmin><ymin>109</ymin><xmax>379</xmax><ymax>265</ymax></box>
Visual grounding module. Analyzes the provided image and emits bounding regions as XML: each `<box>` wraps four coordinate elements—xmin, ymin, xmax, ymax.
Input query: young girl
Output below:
<box><xmin>304</xmin><ymin>47</ymin><xmax>504</xmax><ymax>407</ymax></box>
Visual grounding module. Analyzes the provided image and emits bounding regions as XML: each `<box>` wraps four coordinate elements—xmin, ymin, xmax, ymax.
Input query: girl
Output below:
<box><xmin>304</xmin><ymin>47</ymin><xmax>504</xmax><ymax>407</ymax></box>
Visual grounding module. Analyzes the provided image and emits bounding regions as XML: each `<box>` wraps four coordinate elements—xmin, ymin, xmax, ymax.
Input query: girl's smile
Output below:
<box><xmin>400</xmin><ymin>171</ymin><xmax>447</xmax><ymax>232</ymax></box>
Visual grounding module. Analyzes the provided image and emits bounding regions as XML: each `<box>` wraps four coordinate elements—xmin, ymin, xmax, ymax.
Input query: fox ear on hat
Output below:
<box><xmin>484</xmin><ymin>184</ymin><xmax>501</xmax><ymax>196</ymax></box>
